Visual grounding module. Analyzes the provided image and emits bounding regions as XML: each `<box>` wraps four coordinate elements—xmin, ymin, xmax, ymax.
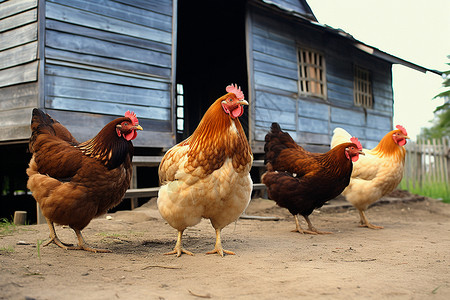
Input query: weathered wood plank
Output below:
<box><xmin>366</xmin><ymin>114</ymin><xmax>392</xmax><ymax>130</ymax></box>
<box><xmin>46</xmin><ymin>19</ymin><xmax>171</xmax><ymax>54</ymax></box>
<box><xmin>45</xmin><ymin>76</ymin><xmax>171</xmax><ymax>108</ymax></box>
<box><xmin>298</xmin><ymin>117</ymin><xmax>328</xmax><ymax>134</ymax></box>
<box><xmin>0</xmin><ymin>41</ymin><xmax>37</xmax><ymax>70</ymax></box>
<box><xmin>253</xmin><ymin>51</ymin><xmax>298</xmax><ymax>70</ymax></box>
<box><xmin>330</xmin><ymin>106</ymin><xmax>365</xmax><ymax>126</ymax></box>
<box><xmin>255</xmin><ymin>107</ymin><xmax>296</xmax><ymax>128</ymax></box>
<box><xmin>48</xmin><ymin>0</ymin><xmax>172</xmax><ymax>32</ymax></box>
<box><xmin>0</xmin><ymin>124</ymin><xmax>31</xmax><ymax>141</ymax></box>
<box><xmin>0</xmin><ymin>106</ymin><xmax>34</xmax><ymax>127</ymax></box>
<box><xmin>0</xmin><ymin>81</ymin><xmax>38</xmax><ymax>111</ymax></box>
<box><xmin>255</xmin><ymin>90</ymin><xmax>296</xmax><ymax>112</ymax></box>
<box><xmin>45</xmin><ymin>97</ymin><xmax>170</xmax><ymax>121</ymax></box>
<box><xmin>45</xmin><ymin>63</ymin><xmax>170</xmax><ymax>91</ymax></box>
<box><xmin>0</xmin><ymin>7</ymin><xmax>36</xmax><ymax>33</ymax></box>
<box><xmin>45</xmin><ymin>48</ymin><xmax>171</xmax><ymax>78</ymax></box>
<box><xmin>254</xmin><ymin>71</ymin><xmax>298</xmax><ymax>94</ymax></box>
<box><xmin>114</xmin><ymin>0</ymin><xmax>173</xmax><ymax>16</ymax></box>
<box><xmin>0</xmin><ymin>60</ymin><xmax>38</xmax><ymax>88</ymax></box>
<box><xmin>0</xmin><ymin>0</ymin><xmax>36</xmax><ymax>19</ymax></box>
<box><xmin>0</xmin><ymin>22</ymin><xmax>37</xmax><ymax>51</ymax></box>
<box><xmin>297</xmin><ymin>131</ymin><xmax>330</xmax><ymax>146</ymax></box>
<box><xmin>252</xmin><ymin>35</ymin><xmax>297</xmax><ymax>62</ymax></box>
<box><xmin>254</xmin><ymin>60</ymin><xmax>298</xmax><ymax>81</ymax></box>
<box><xmin>46</xmin><ymin>2</ymin><xmax>172</xmax><ymax>44</ymax></box>
<box><xmin>45</xmin><ymin>30</ymin><xmax>171</xmax><ymax>68</ymax></box>
<box><xmin>298</xmin><ymin>99</ymin><xmax>329</xmax><ymax>120</ymax></box>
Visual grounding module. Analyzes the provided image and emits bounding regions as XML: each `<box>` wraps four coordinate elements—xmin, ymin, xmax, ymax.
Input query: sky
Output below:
<box><xmin>307</xmin><ymin>0</ymin><xmax>449</xmax><ymax>140</ymax></box>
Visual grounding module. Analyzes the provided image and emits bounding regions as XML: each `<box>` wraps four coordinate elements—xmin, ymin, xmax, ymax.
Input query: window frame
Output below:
<box><xmin>297</xmin><ymin>47</ymin><xmax>327</xmax><ymax>100</ymax></box>
<box><xmin>353</xmin><ymin>65</ymin><xmax>373</xmax><ymax>109</ymax></box>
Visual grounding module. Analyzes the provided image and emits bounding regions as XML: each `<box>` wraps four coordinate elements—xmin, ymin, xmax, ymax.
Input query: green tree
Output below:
<box><xmin>419</xmin><ymin>56</ymin><xmax>450</xmax><ymax>139</ymax></box>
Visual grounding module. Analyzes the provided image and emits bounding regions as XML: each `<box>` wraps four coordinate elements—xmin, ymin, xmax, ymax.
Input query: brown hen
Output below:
<box><xmin>27</xmin><ymin>109</ymin><xmax>142</xmax><ymax>252</ymax></box>
<box><xmin>262</xmin><ymin>123</ymin><xmax>363</xmax><ymax>234</ymax></box>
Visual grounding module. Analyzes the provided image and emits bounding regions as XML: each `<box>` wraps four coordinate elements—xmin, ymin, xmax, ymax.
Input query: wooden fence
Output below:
<box><xmin>403</xmin><ymin>137</ymin><xmax>450</xmax><ymax>191</ymax></box>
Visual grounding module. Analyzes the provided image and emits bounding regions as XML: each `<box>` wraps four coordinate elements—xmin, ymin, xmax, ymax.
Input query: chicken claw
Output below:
<box><xmin>165</xmin><ymin>230</ymin><xmax>194</xmax><ymax>257</ymax></box>
<box><xmin>206</xmin><ymin>229</ymin><xmax>235</xmax><ymax>257</ymax></box>
<box><xmin>292</xmin><ymin>215</ymin><xmax>331</xmax><ymax>235</ymax></box>
<box><xmin>71</xmin><ymin>228</ymin><xmax>112</xmax><ymax>253</ymax></box>
<box><xmin>43</xmin><ymin>220</ymin><xmax>73</xmax><ymax>249</ymax></box>
<box><xmin>358</xmin><ymin>210</ymin><xmax>384</xmax><ymax>229</ymax></box>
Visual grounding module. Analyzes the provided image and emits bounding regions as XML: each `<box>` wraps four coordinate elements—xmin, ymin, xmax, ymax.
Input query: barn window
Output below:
<box><xmin>354</xmin><ymin>66</ymin><xmax>373</xmax><ymax>108</ymax></box>
<box><xmin>298</xmin><ymin>48</ymin><xmax>326</xmax><ymax>99</ymax></box>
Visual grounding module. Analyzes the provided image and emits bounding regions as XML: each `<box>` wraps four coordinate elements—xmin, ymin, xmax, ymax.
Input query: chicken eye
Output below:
<box><xmin>228</xmin><ymin>98</ymin><xmax>233</xmax><ymax>102</ymax></box>
<box><xmin>123</xmin><ymin>122</ymin><xmax>128</xmax><ymax>126</ymax></box>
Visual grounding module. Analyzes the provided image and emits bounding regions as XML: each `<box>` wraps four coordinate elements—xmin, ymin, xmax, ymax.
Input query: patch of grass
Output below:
<box><xmin>0</xmin><ymin>218</ymin><xmax>17</xmax><ymax>236</ymax></box>
<box><xmin>37</xmin><ymin>239</ymin><xmax>44</xmax><ymax>262</ymax></box>
<box><xmin>400</xmin><ymin>180</ymin><xmax>450</xmax><ymax>203</ymax></box>
<box><xmin>0</xmin><ymin>245</ymin><xmax>15</xmax><ymax>253</ymax></box>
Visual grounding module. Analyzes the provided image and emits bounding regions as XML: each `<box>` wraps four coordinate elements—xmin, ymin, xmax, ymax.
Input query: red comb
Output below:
<box><xmin>125</xmin><ymin>111</ymin><xmax>139</xmax><ymax>125</ymax></box>
<box><xmin>350</xmin><ymin>137</ymin><xmax>363</xmax><ymax>150</ymax></box>
<box><xmin>226</xmin><ymin>84</ymin><xmax>244</xmax><ymax>100</ymax></box>
<box><xmin>396</xmin><ymin>125</ymin><xmax>407</xmax><ymax>136</ymax></box>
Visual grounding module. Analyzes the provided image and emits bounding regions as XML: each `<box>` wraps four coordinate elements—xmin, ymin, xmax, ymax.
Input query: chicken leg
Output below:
<box><xmin>70</xmin><ymin>228</ymin><xmax>112</xmax><ymax>253</ymax></box>
<box><xmin>292</xmin><ymin>215</ymin><xmax>331</xmax><ymax>235</ymax></box>
<box><xmin>303</xmin><ymin>215</ymin><xmax>332</xmax><ymax>234</ymax></box>
<box><xmin>43</xmin><ymin>219</ymin><xmax>73</xmax><ymax>249</ymax></box>
<box><xmin>206</xmin><ymin>228</ymin><xmax>235</xmax><ymax>257</ymax></box>
<box><xmin>358</xmin><ymin>209</ymin><xmax>384</xmax><ymax>229</ymax></box>
<box><xmin>165</xmin><ymin>230</ymin><xmax>194</xmax><ymax>257</ymax></box>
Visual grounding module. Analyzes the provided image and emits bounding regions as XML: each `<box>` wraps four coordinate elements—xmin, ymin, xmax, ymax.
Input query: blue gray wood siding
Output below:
<box><xmin>0</xmin><ymin>0</ymin><xmax>39</xmax><ymax>141</ymax></box>
<box><xmin>248</xmin><ymin>5</ymin><xmax>393</xmax><ymax>151</ymax></box>
<box><xmin>43</xmin><ymin>0</ymin><xmax>174</xmax><ymax>146</ymax></box>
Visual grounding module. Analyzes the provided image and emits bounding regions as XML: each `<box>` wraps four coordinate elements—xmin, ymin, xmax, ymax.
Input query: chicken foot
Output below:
<box><xmin>43</xmin><ymin>219</ymin><xmax>74</xmax><ymax>249</ymax></box>
<box><xmin>67</xmin><ymin>228</ymin><xmax>112</xmax><ymax>253</ymax></box>
<box><xmin>358</xmin><ymin>210</ymin><xmax>384</xmax><ymax>229</ymax></box>
<box><xmin>292</xmin><ymin>215</ymin><xmax>331</xmax><ymax>235</ymax></box>
<box><xmin>165</xmin><ymin>230</ymin><xmax>194</xmax><ymax>257</ymax></box>
<box><xmin>206</xmin><ymin>228</ymin><xmax>235</xmax><ymax>257</ymax></box>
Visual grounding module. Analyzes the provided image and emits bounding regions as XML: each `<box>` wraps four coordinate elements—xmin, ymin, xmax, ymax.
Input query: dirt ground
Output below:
<box><xmin>1</xmin><ymin>191</ymin><xmax>450</xmax><ymax>300</ymax></box>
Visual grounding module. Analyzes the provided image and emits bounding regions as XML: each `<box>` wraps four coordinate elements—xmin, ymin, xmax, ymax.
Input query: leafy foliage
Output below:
<box><xmin>419</xmin><ymin>56</ymin><xmax>450</xmax><ymax>139</ymax></box>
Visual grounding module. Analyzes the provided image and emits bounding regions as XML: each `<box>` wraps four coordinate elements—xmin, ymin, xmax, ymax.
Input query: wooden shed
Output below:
<box><xmin>0</xmin><ymin>0</ymin><xmax>439</xmax><ymax>149</ymax></box>
<box><xmin>0</xmin><ymin>0</ymin><xmax>439</xmax><ymax>221</ymax></box>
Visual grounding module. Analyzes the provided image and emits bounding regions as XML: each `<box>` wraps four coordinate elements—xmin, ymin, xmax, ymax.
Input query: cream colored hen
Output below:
<box><xmin>331</xmin><ymin>125</ymin><xmax>409</xmax><ymax>229</ymax></box>
<box><xmin>158</xmin><ymin>84</ymin><xmax>253</xmax><ymax>257</ymax></box>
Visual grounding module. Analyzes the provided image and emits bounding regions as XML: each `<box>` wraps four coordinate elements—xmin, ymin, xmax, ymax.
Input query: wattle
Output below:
<box><xmin>124</xmin><ymin>130</ymin><xmax>137</xmax><ymax>141</ymax></box>
<box><xmin>231</xmin><ymin>106</ymin><xmax>243</xmax><ymax>118</ymax></box>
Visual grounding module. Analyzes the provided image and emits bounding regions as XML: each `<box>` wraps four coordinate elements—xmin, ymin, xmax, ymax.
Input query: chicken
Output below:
<box><xmin>262</xmin><ymin>123</ymin><xmax>364</xmax><ymax>234</ymax></box>
<box><xmin>330</xmin><ymin>125</ymin><xmax>409</xmax><ymax>229</ymax></box>
<box><xmin>157</xmin><ymin>84</ymin><xmax>253</xmax><ymax>257</ymax></box>
<box><xmin>27</xmin><ymin>108</ymin><xmax>143</xmax><ymax>252</ymax></box>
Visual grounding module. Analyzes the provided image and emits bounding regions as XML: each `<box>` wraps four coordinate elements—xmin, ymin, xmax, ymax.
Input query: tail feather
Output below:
<box><xmin>29</xmin><ymin>108</ymin><xmax>78</xmax><ymax>152</ymax></box>
<box><xmin>264</xmin><ymin>122</ymin><xmax>300</xmax><ymax>165</ymax></box>
<box><xmin>330</xmin><ymin>127</ymin><xmax>352</xmax><ymax>149</ymax></box>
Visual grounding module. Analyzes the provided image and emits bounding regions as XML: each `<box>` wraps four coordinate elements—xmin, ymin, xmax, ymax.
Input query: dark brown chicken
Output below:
<box><xmin>262</xmin><ymin>123</ymin><xmax>363</xmax><ymax>234</ymax></box>
<box><xmin>27</xmin><ymin>108</ymin><xmax>142</xmax><ymax>252</ymax></box>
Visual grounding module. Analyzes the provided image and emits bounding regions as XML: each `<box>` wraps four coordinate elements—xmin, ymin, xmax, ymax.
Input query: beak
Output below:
<box><xmin>134</xmin><ymin>125</ymin><xmax>143</xmax><ymax>131</ymax></box>
<box><xmin>239</xmin><ymin>100</ymin><xmax>249</xmax><ymax>106</ymax></box>
<box><xmin>359</xmin><ymin>150</ymin><xmax>365</xmax><ymax>155</ymax></box>
<box><xmin>405</xmin><ymin>135</ymin><xmax>410</xmax><ymax>139</ymax></box>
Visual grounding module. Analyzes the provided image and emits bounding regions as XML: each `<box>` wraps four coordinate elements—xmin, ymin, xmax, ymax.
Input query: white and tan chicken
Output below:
<box><xmin>331</xmin><ymin>125</ymin><xmax>409</xmax><ymax>229</ymax></box>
